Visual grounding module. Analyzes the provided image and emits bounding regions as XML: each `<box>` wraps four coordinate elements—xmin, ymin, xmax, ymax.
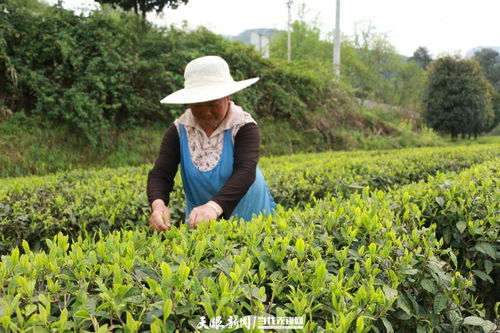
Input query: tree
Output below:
<box><xmin>345</xmin><ymin>22</ymin><xmax>425</xmax><ymax>105</ymax></box>
<box><xmin>409</xmin><ymin>46</ymin><xmax>432</xmax><ymax>70</ymax></box>
<box><xmin>95</xmin><ymin>0</ymin><xmax>188</xmax><ymax>20</ymax></box>
<box><xmin>491</xmin><ymin>92</ymin><xmax>500</xmax><ymax>131</ymax></box>
<box><xmin>423</xmin><ymin>55</ymin><xmax>494</xmax><ymax>140</ymax></box>
<box><xmin>474</xmin><ymin>48</ymin><xmax>500</xmax><ymax>91</ymax></box>
<box><xmin>269</xmin><ymin>5</ymin><xmax>331</xmax><ymax>65</ymax></box>
<box><xmin>269</xmin><ymin>17</ymin><xmax>426</xmax><ymax>106</ymax></box>
<box><xmin>474</xmin><ymin>48</ymin><xmax>500</xmax><ymax>131</ymax></box>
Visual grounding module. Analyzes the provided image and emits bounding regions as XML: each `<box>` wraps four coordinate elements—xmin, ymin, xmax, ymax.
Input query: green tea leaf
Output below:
<box><xmin>456</xmin><ymin>221</ymin><xmax>467</xmax><ymax>233</ymax></box>
<box><xmin>163</xmin><ymin>299</ymin><xmax>173</xmax><ymax>319</ymax></box>
<box><xmin>382</xmin><ymin>285</ymin><xmax>398</xmax><ymax>301</ymax></box>
<box><xmin>24</xmin><ymin>304</ymin><xmax>37</xmax><ymax>316</ymax></box>
<box><xmin>21</xmin><ymin>240</ymin><xmax>31</xmax><ymax>254</ymax></box>
<box><xmin>420</xmin><ymin>279</ymin><xmax>437</xmax><ymax>295</ymax></box>
<box><xmin>295</xmin><ymin>239</ymin><xmax>305</xmax><ymax>260</ymax></box>
<box><xmin>402</xmin><ymin>269</ymin><xmax>418</xmax><ymax>275</ymax></box>
<box><xmin>381</xmin><ymin>317</ymin><xmax>394</xmax><ymax>333</ymax></box>
<box><xmin>449</xmin><ymin>251</ymin><xmax>458</xmax><ymax>269</ymax></box>
<box><xmin>126</xmin><ymin>311</ymin><xmax>141</xmax><ymax>331</ymax></box>
<box><xmin>397</xmin><ymin>295</ymin><xmax>412</xmax><ymax>315</ymax></box>
<box><xmin>151</xmin><ymin>320</ymin><xmax>162</xmax><ymax>333</ymax></box>
<box><xmin>355</xmin><ymin>315</ymin><xmax>364</xmax><ymax>333</ymax></box>
<box><xmin>472</xmin><ymin>270</ymin><xmax>493</xmax><ymax>283</ymax></box>
<box><xmin>96</xmin><ymin>324</ymin><xmax>109</xmax><ymax>333</ymax></box>
<box><xmin>475</xmin><ymin>242</ymin><xmax>496</xmax><ymax>259</ymax></box>
<box><xmin>433</xmin><ymin>293</ymin><xmax>447</xmax><ymax>313</ymax></box>
<box><xmin>259</xmin><ymin>262</ymin><xmax>266</xmax><ymax>280</ymax></box>
<box><xmin>463</xmin><ymin>316</ymin><xmax>485</xmax><ymax>326</ymax></box>
<box><xmin>484</xmin><ymin>260</ymin><xmax>493</xmax><ymax>275</ymax></box>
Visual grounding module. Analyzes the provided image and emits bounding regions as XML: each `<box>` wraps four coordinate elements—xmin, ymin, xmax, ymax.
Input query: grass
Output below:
<box><xmin>1</xmin><ymin>111</ymin><xmax>498</xmax><ymax>178</ymax></box>
<box><xmin>0</xmin><ymin>113</ymin><xmax>165</xmax><ymax>178</ymax></box>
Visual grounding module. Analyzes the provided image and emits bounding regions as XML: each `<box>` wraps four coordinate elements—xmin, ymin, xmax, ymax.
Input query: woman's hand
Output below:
<box><xmin>188</xmin><ymin>201</ymin><xmax>222</xmax><ymax>229</ymax></box>
<box><xmin>149</xmin><ymin>199</ymin><xmax>171</xmax><ymax>232</ymax></box>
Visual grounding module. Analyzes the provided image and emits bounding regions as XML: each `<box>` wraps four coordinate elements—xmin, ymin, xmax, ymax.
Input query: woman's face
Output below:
<box><xmin>189</xmin><ymin>97</ymin><xmax>229</xmax><ymax>122</ymax></box>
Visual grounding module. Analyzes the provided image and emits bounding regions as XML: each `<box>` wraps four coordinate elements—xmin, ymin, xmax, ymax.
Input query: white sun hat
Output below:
<box><xmin>160</xmin><ymin>55</ymin><xmax>259</xmax><ymax>104</ymax></box>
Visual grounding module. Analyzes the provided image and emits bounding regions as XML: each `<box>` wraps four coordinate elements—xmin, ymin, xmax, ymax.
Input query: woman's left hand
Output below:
<box><xmin>188</xmin><ymin>204</ymin><xmax>218</xmax><ymax>229</ymax></box>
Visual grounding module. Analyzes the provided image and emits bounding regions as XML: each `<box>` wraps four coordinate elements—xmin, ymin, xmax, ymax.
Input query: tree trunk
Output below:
<box><xmin>139</xmin><ymin>0</ymin><xmax>147</xmax><ymax>21</ymax></box>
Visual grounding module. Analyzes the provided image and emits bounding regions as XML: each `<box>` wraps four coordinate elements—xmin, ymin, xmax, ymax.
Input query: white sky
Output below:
<box><xmin>51</xmin><ymin>0</ymin><xmax>500</xmax><ymax>57</ymax></box>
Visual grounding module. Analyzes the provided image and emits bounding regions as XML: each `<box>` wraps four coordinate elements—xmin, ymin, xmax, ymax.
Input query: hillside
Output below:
<box><xmin>230</xmin><ymin>28</ymin><xmax>279</xmax><ymax>44</ymax></box>
<box><xmin>0</xmin><ymin>0</ymin><xmax>460</xmax><ymax>178</ymax></box>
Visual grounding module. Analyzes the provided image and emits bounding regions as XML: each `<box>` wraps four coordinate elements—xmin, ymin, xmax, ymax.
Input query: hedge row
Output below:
<box><xmin>1</xmin><ymin>144</ymin><xmax>499</xmax><ymax>253</ymax></box>
<box><xmin>0</xmin><ymin>160</ymin><xmax>498</xmax><ymax>332</ymax></box>
<box><xmin>390</xmin><ymin>162</ymin><xmax>499</xmax><ymax>315</ymax></box>
<box><xmin>1</xmin><ymin>0</ymin><xmax>348</xmax><ymax>146</ymax></box>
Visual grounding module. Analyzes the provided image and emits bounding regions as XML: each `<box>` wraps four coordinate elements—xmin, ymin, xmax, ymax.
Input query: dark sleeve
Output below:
<box><xmin>211</xmin><ymin>122</ymin><xmax>260</xmax><ymax>218</ymax></box>
<box><xmin>146</xmin><ymin>123</ymin><xmax>180</xmax><ymax>207</ymax></box>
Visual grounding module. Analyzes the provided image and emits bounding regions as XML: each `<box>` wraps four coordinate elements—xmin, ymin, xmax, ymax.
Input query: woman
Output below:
<box><xmin>147</xmin><ymin>55</ymin><xmax>276</xmax><ymax>231</ymax></box>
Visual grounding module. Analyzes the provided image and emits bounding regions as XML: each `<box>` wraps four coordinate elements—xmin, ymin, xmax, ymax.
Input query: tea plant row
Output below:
<box><xmin>0</xmin><ymin>159</ymin><xmax>498</xmax><ymax>332</ymax></box>
<box><xmin>1</xmin><ymin>144</ymin><xmax>499</xmax><ymax>254</ymax></box>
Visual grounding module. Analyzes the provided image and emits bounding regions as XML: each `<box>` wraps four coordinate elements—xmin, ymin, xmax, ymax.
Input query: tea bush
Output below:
<box><xmin>1</xmin><ymin>144</ymin><xmax>499</xmax><ymax>254</ymax></box>
<box><xmin>0</xmin><ymin>160</ymin><xmax>498</xmax><ymax>332</ymax></box>
<box><xmin>391</xmin><ymin>164</ymin><xmax>499</xmax><ymax>317</ymax></box>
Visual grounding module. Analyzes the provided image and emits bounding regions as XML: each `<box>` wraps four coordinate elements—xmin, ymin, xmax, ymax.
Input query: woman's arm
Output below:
<box><xmin>146</xmin><ymin>123</ymin><xmax>180</xmax><ymax>208</ymax></box>
<box><xmin>210</xmin><ymin>122</ymin><xmax>260</xmax><ymax>218</ymax></box>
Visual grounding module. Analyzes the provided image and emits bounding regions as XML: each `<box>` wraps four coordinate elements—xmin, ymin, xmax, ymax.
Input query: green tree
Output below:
<box><xmin>491</xmin><ymin>92</ymin><xmax>500</xmax><ymax>131</ymax></box>
<box><xmin>1</xmin><ymin>0</ymin><xmax>183</xmax><ymax>145</ymax></box>
<box><xmin>269</xmin><ymin>17</ymin><xmax>425</xmax><ymax>106</ymax></box>
<box><xmin>1</xmin><ymin>0</ymin><xmax>352</xmax><ymax>146</ymax></box>
<box><xmin>269</xmin><ymin>4</ymin><xmax>332</xmax><ymax>78</ymax></box>
<box><xmin>345</xmin><ymin>22</ymin><xmax>425</xmax><ymax>105</ymax></box>
<box><xmin>95</xmin><ymin>0</ymin><xmax>188</xmax><ymax>19</ymax></box>
<box><xmin>474</xmin><ymin>48</ymin><xmax>500</xmax><ymax>131</ymax></box>
<box><xmin>474</xmin><ymin>48</ymin><xmax>500</xmax><ymax>91</ymax></box>
<box><xmin>270</xmin><ymin>20</ymin><xmax>331</xmax><ymax>63</ymax></box>
<box><xmin>409</xmin><ymin>46</ymin><xmax>432</xmax><ymax>70</ymax></box>
<box><xmin>423</xmin><ymin>55</ymin><xmax>494</xmax><ymax>140</ymax></box>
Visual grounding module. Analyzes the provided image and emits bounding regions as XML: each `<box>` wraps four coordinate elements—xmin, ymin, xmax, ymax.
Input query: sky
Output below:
<box><xmin>49</xmin><ymin>0</ymin><xmax>500</xmax><ymax>57</ymax></box>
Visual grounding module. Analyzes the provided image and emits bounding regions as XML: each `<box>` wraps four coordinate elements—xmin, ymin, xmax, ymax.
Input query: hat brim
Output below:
<box><xmin>160</xmin><ymin>78</ymin><xmax>259</xmax><ymax>104</ymax></box>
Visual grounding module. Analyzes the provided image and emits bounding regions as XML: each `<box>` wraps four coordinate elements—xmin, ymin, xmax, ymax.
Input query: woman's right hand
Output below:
<box><xmin>149</xmin><ymin>199</ymin><xmax>171</xmax><ymax>232</ymax></box>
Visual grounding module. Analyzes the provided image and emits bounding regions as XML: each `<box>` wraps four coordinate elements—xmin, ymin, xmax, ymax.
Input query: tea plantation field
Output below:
<box><xmin>0</xmin><ymin>143</ymin><xmax>499</xmax><ymax>332</ymax></box>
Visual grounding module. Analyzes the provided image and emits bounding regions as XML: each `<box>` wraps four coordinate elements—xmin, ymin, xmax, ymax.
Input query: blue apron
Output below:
<box><xmin>179</xmin><ymin>124</ymin><xmax>276</xmax><ymax>222</ymax></box>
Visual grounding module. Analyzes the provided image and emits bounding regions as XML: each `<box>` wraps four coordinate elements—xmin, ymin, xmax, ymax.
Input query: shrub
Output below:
<box><xmin>0</xmin><ymin>0</ymin><xmax>351</xmax><ymax>147</ymax></box>
<box><xmin>423</xmin><ymin>55</ymin><xmax>495</xmax><ymax>139</ymax></box>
